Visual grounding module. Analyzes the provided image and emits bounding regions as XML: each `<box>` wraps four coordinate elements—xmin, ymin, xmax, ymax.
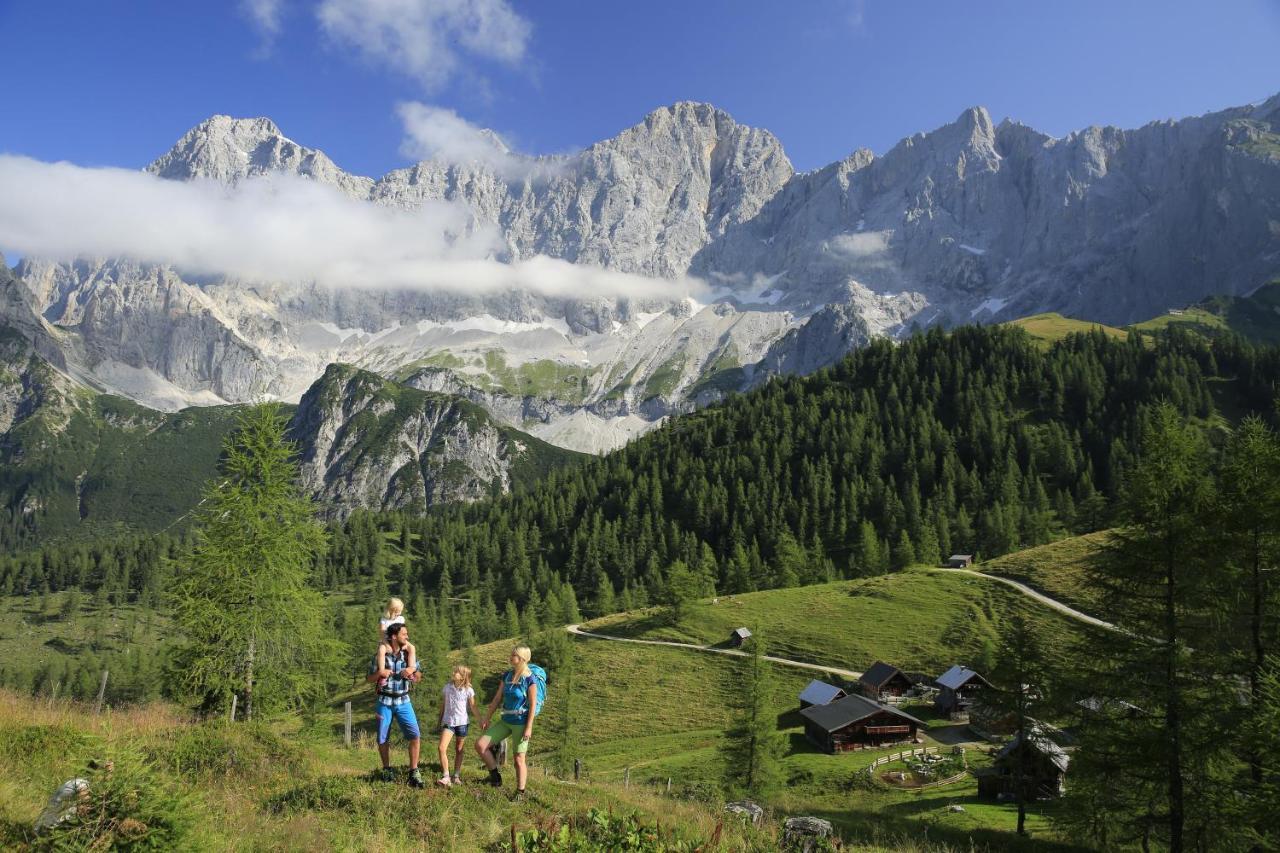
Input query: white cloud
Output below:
<box><xmin>830</xmin><ymin>231</ymin><xmax>890</xmax><ymax>259</ymax></box>
<box><xmin>0</xmin><ymin>155</ymin><xmax>694</xmax><ymax>301</ymax></box>
<box><xmin>317</xmin><ymin>0</ymin><xmax>531</xmax><ymax>92</ymax></box>
<box><xmin>241</xmin><ymin>0</ymin><xmax>285</xmax><ymax>43</ymax></box>
<box><xmin>398</xmin><ymin>102</ymin><xmax>512</xmax><ymax>167</ymax></box>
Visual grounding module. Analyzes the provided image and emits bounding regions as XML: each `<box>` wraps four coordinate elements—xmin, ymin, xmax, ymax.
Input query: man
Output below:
<box><xmin>367</xmin><ymin>622</ymin><xmax>424</xmax><ymax>788</ymax></box>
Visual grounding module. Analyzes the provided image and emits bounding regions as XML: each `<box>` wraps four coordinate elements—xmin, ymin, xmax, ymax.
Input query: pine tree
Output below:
<box><xmin>720</xmin><ymin>631</ymin><xmax>783</xmax><ymax>800</ymax></box>
<box><xmin>170</xmin><ymin>404</ymin><xmax>344</xmax><ymax>719</ymax></box>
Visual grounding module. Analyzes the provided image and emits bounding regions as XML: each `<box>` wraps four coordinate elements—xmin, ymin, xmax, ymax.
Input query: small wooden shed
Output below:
<box><xmin>799</xmin><ymin>694</ymin><xmax>925</xmax><ymax>753</ymax></box>
<box><xmin>977</xmin><ymin>726</ymin><xmax>1069</xmax><ymax>800</ymax></box>
<box><xmin>798</xmin><ymin>679</ymin><xmax>847</xmax><ymax>709</ymax></box>
<box><xmin>944</xmin><ymin>554</ymin><xmax>974</xmax><ymax>568</ymax></box>
<box><xmin>729</xmin><ymin>627</ymin><xmax>753</xmax><ymax>648</ymax></box>
<box><xmin>859</xmin><ymin>661</ymin><xmax>913</xmax><ymax>700</ymax></box>
<box><xmin>934</xmin><ymin>665</ymin><xmax>992</xmax><ymax>714</ymax></box>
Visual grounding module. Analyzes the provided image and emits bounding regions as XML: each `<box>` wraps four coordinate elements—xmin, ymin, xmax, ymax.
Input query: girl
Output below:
<box><xmin>375</xmin><ymin>598</ymin><xmax>416</xmax><ymax>688</ymax></box>
<box><xmin>476</xmin><ymin>645</ymin><xmax>538</xmax><ymax>800</ymax></box>
<box><xmin>436</xmin><ymin>665</ymin><xmax>477</xmax><ymax>787</ymax></box>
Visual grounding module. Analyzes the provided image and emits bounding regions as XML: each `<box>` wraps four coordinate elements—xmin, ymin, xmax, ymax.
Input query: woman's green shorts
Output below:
<box><xmin>482</xmin><ymin>718</ymin><xmax>530</xmax><ymax>754</ymax></box>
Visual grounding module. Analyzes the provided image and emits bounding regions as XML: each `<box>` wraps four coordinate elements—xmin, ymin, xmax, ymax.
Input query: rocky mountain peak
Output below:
<box><xmin>146</xmin><ymin>114</ymin><xmax>372</xmax><ymax>195</ymax></box>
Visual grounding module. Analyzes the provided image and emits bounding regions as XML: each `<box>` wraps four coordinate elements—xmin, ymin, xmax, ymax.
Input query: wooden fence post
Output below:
<box><xmin>49</xmin><ymin>681</ymin><xmax>60</xmax><ymax>707</ymax></box>
<box><xmin>574</xmin><ymin>758</ymin><xmax>581</xmax><ymax>781</ymax></box>
<box><xmin>624</xmin><ymin>767</ymin><xmax>631</xmax><ymax>789</ymax></box>
<box><xmin>93</xmin><ymin>670</ymin><xmax>109</xmax><ymax>716</ymax></box>
<box><xmin>229</xmin><ymin>694</ymin><xmax>238</xmax><ymax>723</ymax></box>
<box><xmin>510</xmin><ymin>824</ymin><xmax>518</xmax><ymax>852</ymax></box>
<box><xmin>344</xmin><ymin>702</ymin><xmax>352</xmax><ymax>747</ymax></box>
<box><xmin>666</xmin><ymin>777</ymin><xmax>672</xmax><ymax>795</ymax></box>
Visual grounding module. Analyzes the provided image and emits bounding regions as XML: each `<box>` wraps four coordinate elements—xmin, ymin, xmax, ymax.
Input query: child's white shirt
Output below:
<box><xmin>441</xmin><ymin>683</ymin><xmax>474</xmax><ymax>727</ymax></box>
<box><xmin>379</xmin><ymin>614</ymin><xmax>407</xmax><ymax>633</ymax></box>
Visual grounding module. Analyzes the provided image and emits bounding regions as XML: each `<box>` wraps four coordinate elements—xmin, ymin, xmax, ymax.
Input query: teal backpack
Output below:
<box><xmin>503</xmin><ymin>664</ymin><xmax>548</xmax><ymax>719</ymax></box>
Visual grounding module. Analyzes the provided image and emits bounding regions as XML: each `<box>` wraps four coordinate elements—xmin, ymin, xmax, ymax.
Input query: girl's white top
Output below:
<box><xmin>379</xmin><ymin>614</ymin><xmax>406</xmax><ymax>634</ymax></box>
<box><xmin>441</xmin><ymin>683</ymin><xmax>474</xmax><ymax>727</ymax></box>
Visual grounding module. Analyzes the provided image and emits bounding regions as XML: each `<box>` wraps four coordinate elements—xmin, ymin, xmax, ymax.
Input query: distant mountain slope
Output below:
<box><xmin>5</xmin><ymin>94</ymin><xmax>1278</xmax><ymax>452</ymax></box>
<box><xmin>0</xmin><ymin>319</ymin><xmax>239</xmax><ymax>552</ymax></box>
<box><xmin>289</xmin><ymin>363</ymin><xmax>582</xmax><ymax>520</ymax></box>
<box><xmin>1130</xmin><ymin>280</ymin><xmax>1280</xmax><ymax>344</ymax></box>
<box><xmin>0</xmin><ymin>335</ymin><xmax>580</xmax><ymax>550</ymax></box>
<box><xmin>1005</xmin><ymin>280</ymin><xmax>1280</xmax><ymax>346</ymax></box>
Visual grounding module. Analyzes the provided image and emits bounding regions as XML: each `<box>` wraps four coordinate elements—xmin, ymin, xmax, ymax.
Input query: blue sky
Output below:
<box><xmin>2</xmin><ymin>0</ymin><xmax>1279</xmax><ymax>177</ymax></box>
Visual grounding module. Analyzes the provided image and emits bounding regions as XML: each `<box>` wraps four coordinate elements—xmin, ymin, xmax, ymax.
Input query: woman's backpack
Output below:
<box><xmin>504</xmin><ymin>665</ymin><xmax>548</xmax><ymax>718</ymax></box>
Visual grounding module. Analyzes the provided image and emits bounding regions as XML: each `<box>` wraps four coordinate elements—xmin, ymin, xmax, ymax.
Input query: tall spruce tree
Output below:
<box><xmin>720</xmin><ymin>631</ymin><xmax>784</xmax><ymax>799</ymax></box>
<box><xmin>171</xmin><ymin>404</ymin><xmax>343</xmax><ymax>719</ymax></box>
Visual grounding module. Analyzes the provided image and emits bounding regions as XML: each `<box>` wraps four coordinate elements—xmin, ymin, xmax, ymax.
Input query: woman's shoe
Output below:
<box><xmin>450</xmin><ymin>773</ymin><xmax>462</xmax><ymax>785</ymax></box>
<box><xmin>436</xmin><ymin>775</ymin><xmax>452</xmax><ymax>788</ymax></box>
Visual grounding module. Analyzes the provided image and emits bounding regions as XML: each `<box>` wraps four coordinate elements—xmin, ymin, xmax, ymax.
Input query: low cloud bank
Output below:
<box><xmin>0</xmin><ymin>155</ymin><xmax>696</xmax><ymax>301</ymax></box>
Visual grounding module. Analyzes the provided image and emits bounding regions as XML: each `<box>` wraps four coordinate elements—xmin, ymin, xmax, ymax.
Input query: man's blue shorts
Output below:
<box><xmin>376</xmin><ymin>702</ymin><xmax>421</xmax><ymax>745</ymax></box>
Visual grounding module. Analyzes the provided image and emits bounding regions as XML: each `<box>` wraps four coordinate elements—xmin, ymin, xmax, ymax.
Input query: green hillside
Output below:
<box><xmin>588</xmin><ymin>568</ymin><xmax>1097</xmax><ymax>675</ymax></box>
<box><xmin>1003</xmin><ymin>314</ymin><xmax>1126</xmax><ymax>347</ymax></box>
<box><xmin>980</xmin><ymin>532</ymin><xmax>1109</xmax><ymax>616</ymax></box>
<box><xmin>1006</xmin><ymin>280</ymin><xmax>1280</xmax><ymax>347</ymax></box>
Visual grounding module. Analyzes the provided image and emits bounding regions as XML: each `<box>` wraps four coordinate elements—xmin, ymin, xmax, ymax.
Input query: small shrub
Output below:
<box><xmin>149</xmin><ymin>721</ymin><xmax>304</xmax><ymax>778</ymax></box>
<box><xmin>0</xmin><ymin>723</ymin><xmax>92</xmax><ymax>763</ymax></box>
<box><xmin>265</xmin><ymin>776</ymin><xmax>359</xmax><ymax>815</ymax></box>
<box><xmin>499</xmin><ymin>809</ymin><xmax>707</xmax><ymax>852</ymax></box>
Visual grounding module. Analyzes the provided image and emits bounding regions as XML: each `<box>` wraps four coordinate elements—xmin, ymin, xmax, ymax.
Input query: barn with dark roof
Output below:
<box><xmin>976</xmin><ymin>725</ymin><xmax>1070</xmax><ymax>799</ymax></box>
<box><xmin>858</xmin><ymin>661</ymin><xmax>913</xmax><ymax>701</ymax></box>
<box><xmin>799</xmin><ymin>693</ymin><xmax>925</xmax><ymax>753</ymax></box>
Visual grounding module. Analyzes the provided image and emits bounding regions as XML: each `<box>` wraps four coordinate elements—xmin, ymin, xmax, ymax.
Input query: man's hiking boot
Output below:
<box><xmin>378</xmin><ymin>766</ymin><xmax>397</xmax><ymax>783</ymax></box>
<box><xmin>488</xmin><ymin>767</ymin><xmax>503</xmax><ymax>787</ymax></box>
<box><xmin>408</xmin><ymin>767</ymin><xmax>425</xmax><ymax>789</ymax></box>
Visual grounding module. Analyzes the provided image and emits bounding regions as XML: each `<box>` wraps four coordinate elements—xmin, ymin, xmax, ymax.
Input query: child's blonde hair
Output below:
<box><xmin>510</xmin><ymin>645</ymin><xmax>532</xmax><ymax>679</ymax></box>
<box><xmin>451</xmin><ymin>665</ymin><xmax>472</xmax><ymax>690</ymax></box>
<box><xmin>384</xmin><ymin>597</ymin><xmax>405</xmax><ymax>619</ymax></box>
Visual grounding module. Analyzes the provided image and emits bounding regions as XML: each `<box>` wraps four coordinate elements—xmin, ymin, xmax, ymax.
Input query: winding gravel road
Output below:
<box><xmin>929</xmin><ymin>567</ymin><xmax>1120</xmax><ymax>632</ymax></box>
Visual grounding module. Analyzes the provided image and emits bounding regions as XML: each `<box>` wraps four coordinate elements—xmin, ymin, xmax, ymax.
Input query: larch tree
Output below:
<box><xmin>988</xmin><ymin>614</ymin><xmax>1051</xmax><ymax>836</ymax></box>
<box><xmin>171</xmin><ymin>403</ymin><xmax>343</xmax><ymax>720</ymax></box>
<box><xmin>1073</xmin><ymin>403</ymin><xmax>1229</xmax><ymax>852</ymax></box>
<box><xmin>720</xmin><ymin>631</ymin><xmax>784</xmax><ymax>800</ymax></box>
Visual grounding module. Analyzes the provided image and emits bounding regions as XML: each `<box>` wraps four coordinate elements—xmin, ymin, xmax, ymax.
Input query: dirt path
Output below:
<box><xmin>564</xmin><ymin>624</ymin><xmax>862</xmax><ymax>680</ymax></box>
<box><xmin>929</xmin><ymin>567</ymin><xmax>1121</xmax><ymax>632</ymax></box>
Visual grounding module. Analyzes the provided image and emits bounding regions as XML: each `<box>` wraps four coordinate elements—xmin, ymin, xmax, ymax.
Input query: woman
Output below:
<box><xmin>475</xmin><ymin>645</ymin><xmax>538</xmax><ymax>800</ymax></box>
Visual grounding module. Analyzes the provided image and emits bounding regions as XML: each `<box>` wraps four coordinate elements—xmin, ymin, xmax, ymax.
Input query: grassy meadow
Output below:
<box><xmin>0</xmin><ymin>559</ymin><xmax>1102</xmax><ymax>850</ymax></box>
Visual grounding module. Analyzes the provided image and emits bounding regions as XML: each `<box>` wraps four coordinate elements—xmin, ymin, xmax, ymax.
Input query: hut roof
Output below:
<box><xmin>731</xmin><ymin>627</ymin><xmax>752</xmax><ymax>639</ymax></box>
<box><xmin>798</xmin><ymin>693</ymin><xmax>926</xmax><ymax>733</ymax></box>
<box><xmin>936</xmin><ymin>665</ymin><xmax>991</xmax><ymax>691</ymax></box>
<box><xmin>859</xmin><ymin>661</ymin><xmax>906</xmax><ymax>689</ymax></box>
<box><xmin>996</xmin><ymin>725</ymin><xmax>1069</xmax><ymax>772</ymax></box>
<box><xmin>798</xmin><ymin>680</ymin><xmax>845</xmax><ymax>706</ymax></box>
